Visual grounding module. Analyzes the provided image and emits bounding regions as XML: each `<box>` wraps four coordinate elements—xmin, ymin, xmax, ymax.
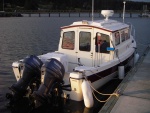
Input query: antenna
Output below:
<box><xmin>3</xmin><ymin>0</ymin><xmax>4</xmax><ymax>11</ymax></box>
<box><xmin>123</xmin><ymin>1</ymin><xmax>126</xmax><ymax>23</ymax></box>
<box><xmin>92</xmin><ymin>0</ymin><xmax>94</xmax><ymax>22</ymax></box>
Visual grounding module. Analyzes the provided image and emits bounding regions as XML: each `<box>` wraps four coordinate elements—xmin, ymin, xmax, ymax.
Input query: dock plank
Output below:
<box><xmin>99</xmin><ymin>46</ymin><xmax>150</xmax><ymax>113</ymax></box>
<box><xmin>110</xmin><ymin>96</ymin><xmax>150</xmax><ymax>113</ymax></box>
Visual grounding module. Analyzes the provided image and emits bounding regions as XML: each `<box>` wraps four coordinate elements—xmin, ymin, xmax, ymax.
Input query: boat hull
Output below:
<box><xmin>62</xmin><ymin>53</ymin><xmax>134</xmax><ymax>101</ymax></box>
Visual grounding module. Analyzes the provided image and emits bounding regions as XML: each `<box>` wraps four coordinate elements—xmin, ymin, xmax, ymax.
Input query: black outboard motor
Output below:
<box><xmin>6</xmin><ymin>55</ymin><xmax>43</xmax><ymax>113</ymax></box>
<box><xmin>32</xmin><ymin>58</ymin><xmax>65</xmax><ymax>110</ymax></box>
<box><xmin>10</xmin><ymin>55</ymin><xmax>43</xmax><ymax>95</ymax></box>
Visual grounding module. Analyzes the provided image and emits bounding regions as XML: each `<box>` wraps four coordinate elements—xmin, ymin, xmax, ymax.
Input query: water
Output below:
<box><xmin>0</xmin><ymin>14</ymin><xmax>150</xmax><ymax>113</ymax></box>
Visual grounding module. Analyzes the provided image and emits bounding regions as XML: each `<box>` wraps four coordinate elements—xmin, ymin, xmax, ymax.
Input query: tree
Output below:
<box><xmin>24</xmin><ymin>0</ymin><xmax>39</xmax><ymax>10</ymax></box>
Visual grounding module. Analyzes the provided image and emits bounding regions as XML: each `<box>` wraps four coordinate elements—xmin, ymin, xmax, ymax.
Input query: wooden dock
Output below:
<box><xmin>99</xmin><ymin>46</ymin><xmax>150</xmax><ymax>113</ymax></box>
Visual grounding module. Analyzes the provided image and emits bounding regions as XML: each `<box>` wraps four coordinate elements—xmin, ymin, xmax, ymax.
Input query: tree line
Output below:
<box><xmin>0</xmin><ymin>0</ymin><xmax>150</xmax><ymax>11</ymax></box>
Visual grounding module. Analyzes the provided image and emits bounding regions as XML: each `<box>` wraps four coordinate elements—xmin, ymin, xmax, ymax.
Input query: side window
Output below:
<box><xmin>79</xmin><ymin>32</ymin><xmax>91</xmax><ymax>52</ymax></box>
<box><xmin>125</xmin><ymin>29</ymin><xmax>130</xmax><ymax>40</ymax></box>
<box><xmin>121</xmin><ymin>31</ymin><xmax>125</xmax><ymax>42</ymax></box>
<box><xmin>62</xmin><ymin>31</ymin><xmax>75</xmax><ymax>50</ymax></box>
<box><xmin>95</xmin><ymin>32</ymin><xmax>110</xmax><ymax>54</ymax></box>
<box><xmin>115</xmin><ymin>32</ymin><xmax>120</xmax><ymax>46</ymax></box>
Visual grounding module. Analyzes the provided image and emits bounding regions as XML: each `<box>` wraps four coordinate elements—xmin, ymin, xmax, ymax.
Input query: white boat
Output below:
<box><xmin>8</xmin><ymin>10</ymin><xmax>139</xmax><ymax>109</ymax></box>
<box><xmin>139</xmin><ymin>5</ymin><xmax>150</xmax><ymax>17</ymax></box>
<box><xmin>139</xmin><ymin>11</ymin><xmax>150</xmax><ymax>17</ymax></box>
<box><xmin>6</xmin><ymin>10</ymin><xmax>138</xmax><ymax>112</ymax></box>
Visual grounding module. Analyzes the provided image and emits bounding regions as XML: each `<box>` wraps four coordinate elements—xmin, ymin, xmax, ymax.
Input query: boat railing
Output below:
<box><xmin>127</xmin><ymin>22</ymin><xmax>135</xmax><ymax>39</ymax></box>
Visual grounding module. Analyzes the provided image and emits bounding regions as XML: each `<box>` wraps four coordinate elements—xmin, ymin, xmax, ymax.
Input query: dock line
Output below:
<box><xmin>83</xmin><ymin>73</ymin><xmax>119</xmax><ymax>103</ymax></box>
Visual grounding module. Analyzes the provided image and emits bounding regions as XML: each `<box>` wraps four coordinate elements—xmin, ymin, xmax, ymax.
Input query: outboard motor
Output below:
<box><xmin>10</xmin><ymin>55</ymin><xmax>43</xmax><ymax>95</ymax></box>
<box><xmin>6</xmin><ymin>55</ymin><xmax>43</xmax><ymax>113</ymax></box>
<box><xmin>32</xmin><ymin>58</ymin><xmax>65</xmax><ymax>111</ymax></box>
<box><xmin>6</xmin><ymin>57</ymin><xmax>65</xmax><ymax>113</ymax></box>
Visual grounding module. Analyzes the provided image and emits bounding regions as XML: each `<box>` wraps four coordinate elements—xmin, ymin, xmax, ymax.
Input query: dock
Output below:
<box><xmin>99</xmin><ymin>46</ymin><xmax>150</xmax><ymax>113</ymax></box>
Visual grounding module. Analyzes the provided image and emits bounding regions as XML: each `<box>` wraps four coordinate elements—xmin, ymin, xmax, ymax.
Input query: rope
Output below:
<box><xmin>83</xmin><ymin>71</ymin><xmax>119</xmax><ymax>103</ymax></box>
<box><xmin>92</xmin><ymin>91</ymin><xmax>114</xmax><ymax>103</ymax></box>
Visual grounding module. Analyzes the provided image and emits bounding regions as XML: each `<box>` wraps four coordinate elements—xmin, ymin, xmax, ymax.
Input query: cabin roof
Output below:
<box><xmin>61</xmin><ymin>19</ymin><xmax>129</xmax><ymax>32</ymax></box>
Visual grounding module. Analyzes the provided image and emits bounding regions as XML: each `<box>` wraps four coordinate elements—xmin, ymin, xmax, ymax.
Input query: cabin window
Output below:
<box><xmin>95</xmin><ymin>33</ymin><xmax>110</xmax><ymax>54</ymax></box>
<box><xmin>115</xmin><ymin>32</ymin><xmax>120</xmax><ymax>46</ymax></box>
<box><xmin>121</xmin><ymin>31</ymin><xmax>125</xmax><ymax>42</ymax></box>
<box><xmin>79</xmin><ymin>32</ymin><xmax>91</xmax><ymax>51</ymax></box>
<box><xmin>62</xmin><ymin>31</ymin><xmax>75</xmax><ymax>50</ymax></box>
<box><xmin>125</xmin><ymin>29</ymin><xmax>130</xmax><ymax>40</ymax></box>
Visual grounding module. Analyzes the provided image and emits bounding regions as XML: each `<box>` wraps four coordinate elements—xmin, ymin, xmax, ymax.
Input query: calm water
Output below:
<box><xmin>0</xmin><ymin>14</ymin><xmax>150</xmax><ymax>113</ymax></box>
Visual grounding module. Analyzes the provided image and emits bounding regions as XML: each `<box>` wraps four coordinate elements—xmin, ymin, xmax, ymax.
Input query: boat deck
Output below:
<box><xmin>99</xmin><ymin>46</ymin><xmax>150</xmax><ymax>113</ymax></box>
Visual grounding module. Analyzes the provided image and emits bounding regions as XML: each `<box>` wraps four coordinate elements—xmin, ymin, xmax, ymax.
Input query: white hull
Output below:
<box><xmin>12</xmin><ymin>45</ymin><xmax>135</xmax><ymax>102</ymax></box>
<box><xmin>62</xmin><ymin>53</ymin><xmax>134</xmax><ymax>101</ymax></box>
<box><xmin>62</xmin><ymin>71</ymin><xmax>116</xmax><ymax>101</ymax></box>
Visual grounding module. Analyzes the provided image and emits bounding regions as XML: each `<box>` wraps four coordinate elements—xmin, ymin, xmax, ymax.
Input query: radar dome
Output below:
<box><xmin>101</xmin><ymin>10</ymin><xmax>114</xmax><ymax>20</ymax></box>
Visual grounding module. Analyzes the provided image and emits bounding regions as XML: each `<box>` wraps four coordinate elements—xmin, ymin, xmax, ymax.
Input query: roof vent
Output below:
<box><xmin>101</xmin><ymin>10</ymin><xmax>114</xmax><ymax>20</ymax></box>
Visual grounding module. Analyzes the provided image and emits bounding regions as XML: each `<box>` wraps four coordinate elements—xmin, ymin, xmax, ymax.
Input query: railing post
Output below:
<box><xmin>49</xmin><ymin>13</ymin><xmax>50</xmax><ymax>17</ymax></box>
<box><xmin>119</xmin><ymin>13</ymin><xmax>121</xmax><ymax>18</ymax></box>
<box><xmin>69</xmin><ymin>11</ymin><xmax>70</xmax><ymax>17</ymax></box>
<box><xmin>130</xmin><ymin>12</ymin><xmax>132</xmax><ymax>18</ymax></box>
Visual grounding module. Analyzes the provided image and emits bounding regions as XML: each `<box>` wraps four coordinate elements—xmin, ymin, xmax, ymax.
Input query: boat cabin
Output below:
<box><xmin>58</xmin><ymin>18</ymin><xmax>132</xmax><ymax>72</ymax></box>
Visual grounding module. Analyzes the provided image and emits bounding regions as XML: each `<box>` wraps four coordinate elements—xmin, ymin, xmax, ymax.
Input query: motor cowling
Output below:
<box><xmin>10</xmin><ymin>55</ymin><xmax>43</xmax><ymax>95</ymax></box>
<box><xmin>33</xmin><ymin>58</ymin><xmax>65</xmax><ymax>108</ymax></box>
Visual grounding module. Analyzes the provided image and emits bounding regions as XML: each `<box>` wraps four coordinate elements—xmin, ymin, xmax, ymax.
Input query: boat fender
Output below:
<box><xmin>134</xmin><ymin>53</ymin><xmax>139</xmax><ymax>65</ymax></box>
<box><xmin>118</xmin><ymin>65</ymin><xmax>124</xmax><ymax>79</ymax></box>
<box><xmin>81</xmin><ymin>80</ymin><xmax>94</xmax><ymax>108</ymax></box>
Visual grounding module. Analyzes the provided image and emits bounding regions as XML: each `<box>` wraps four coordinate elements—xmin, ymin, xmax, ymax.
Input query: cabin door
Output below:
<box><xmin>60</xmin><ymin>29</ymin><xmax>78</xmax><ymax>72</ymax></box>
<box><xmin>76</xmin><ymin>29</ymin><xmax>94</xmax><ymax>67</ymax></box>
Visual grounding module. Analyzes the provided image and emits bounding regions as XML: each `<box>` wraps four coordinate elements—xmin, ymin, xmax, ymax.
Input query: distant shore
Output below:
<box><xmin>0</xmin><ymin>12</ymin><xmax>23</xmax><ymax>17</ymax></box>
<box><xmin>1</xmin><ymin>10</ymin><xmax>146</xmax><ymax>18</ymax></box>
